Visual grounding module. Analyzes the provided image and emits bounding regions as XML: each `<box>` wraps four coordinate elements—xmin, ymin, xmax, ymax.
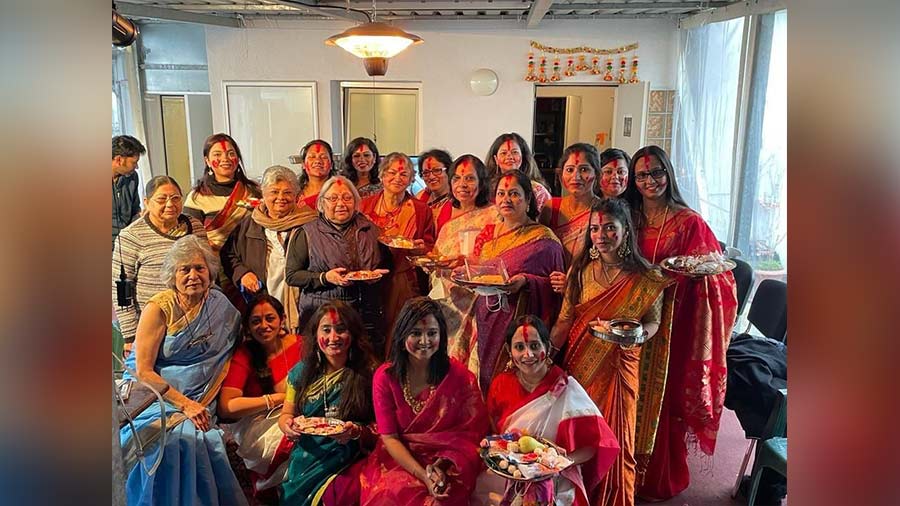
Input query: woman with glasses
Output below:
<box><xmin>598</xmin><ymin>148</ymin><xmax>632</xmax><ymax>199</ymax></box>
<box><xmin>221</xmin><ymin>165</ymin><xmax>317</xmax><ymax>328</ymax></box>
<box><xmin>360</xmin><ymin>152</ymin><xmax>437</xmax><ymax>349</ymax></box>
<box><xmin>485</xmin><ymin>132</ymin><xmax>552</xmax><ymax>212</ymax></box>
<box><xmin>285</xmin><ymin>176</ymin><xmax>391</xmax><ymax>355</ymax></box>
<box><xmin>295</xmin><ymin>139</ymin><xmax>337</xmax><ymax>207</ymax></box>
<box><xmin>342</xmin><ymin>137</ymin><xmax>382</xmax><ymax>199</ymax></box>
<box><xmin>184</xmin><ymin>133</ymin><xmax>261</xmax><ymax>251</ymax></box>
<box><xmin>414</xmin><ymin>149</ymin><xmax>453</xmax><ymax>219</ymax></box>
<box><xmin>623</xmin><ymin>145</ymin><xmax>737</xmax><ymax>502</ymax></box>
<box><xmin>113</xmin><ymin>176</ymin><xmax>207</xmax><ymax>356</ymax></box>
<box><xmin>540</xmin><ymin>143</ymin><xmax>603</xmax><ymax>296</ymax></box>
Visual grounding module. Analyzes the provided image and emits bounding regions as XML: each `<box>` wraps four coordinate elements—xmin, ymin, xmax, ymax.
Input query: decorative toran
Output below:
<box><xmin>525</xmin><ymin>40</ymin><xmax>640</xmax><ymax>83</ymax></box>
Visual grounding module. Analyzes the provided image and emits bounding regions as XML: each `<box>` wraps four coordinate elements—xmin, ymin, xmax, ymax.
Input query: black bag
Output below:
<box><xmin>116</xmin><ymin>380</ymin><xmax>169</xmax><ymax>428</ymax></box>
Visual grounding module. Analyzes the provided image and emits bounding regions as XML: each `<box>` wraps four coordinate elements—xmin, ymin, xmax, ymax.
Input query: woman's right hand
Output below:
<box><xmin>592</xmin><ymin>319</ymin><xmax>611</xmax><ymax>333</ymax></box>
<box><xmin>424</xmin><ymin>462</ymin><xmax>450</xmax><ymax>500</ymax></box>
<box><xmin>182</xmin><ymin>400</ymin><xmax>211</xmax><ymax>432</ymax></box>
<box><xmin>549</xmin><ymin>271</ymin><xmax>567</xmax><ymax>294</ymax></box>
<box><xmin>325</xmin><ymin>267</ymin><xmax>350</xmax><ymax>286</ymax></box>
<box><xmin>240</xmin><ymin>272</ymin><xmax>261</xmax><ymax>293</ymax></box>
<box><xmin>278</xmin><ymin>413</ymin><xmax>302</xmax><ymax>439</ymax></box>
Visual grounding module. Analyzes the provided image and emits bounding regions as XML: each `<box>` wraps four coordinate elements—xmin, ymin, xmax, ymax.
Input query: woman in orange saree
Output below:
<box><xmin>624</xmin><ymin>145</ymin><xmax>737</xmax><ymax>501</ymax></box>
<box><xmin>550</xmin><ymin>198</ymin><xmax>673</xmax><ymax>506</ymax></box>
<box><xmin>360</xmin><ymin>152</ymin><xmax>436</xmax><ymax>353</ymax></box>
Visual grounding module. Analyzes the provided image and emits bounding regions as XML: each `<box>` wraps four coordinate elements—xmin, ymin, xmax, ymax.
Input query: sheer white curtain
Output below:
<box><xmin>672</xmin><ymin>17</ymin><xmax>745</xmax><ymax>241</ymax></box>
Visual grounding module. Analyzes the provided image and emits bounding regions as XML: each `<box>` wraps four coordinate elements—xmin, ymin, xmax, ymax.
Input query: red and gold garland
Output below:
<box><xmin>525</xmin><ymin>40</ymin><xmax>640</xmax><ymax>83</ymax></box>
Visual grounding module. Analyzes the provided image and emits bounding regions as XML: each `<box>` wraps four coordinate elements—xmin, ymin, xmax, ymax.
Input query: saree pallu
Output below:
<box><xmin>281</xmin><ymin>367</ymin><xmax>368</xmax><ymax>506</ymax></box>
<box><xmin>474</xmin><ymin>367</ymin><xmax>619</xmax><ymax>506</ymax></box>
<box><xmin>428</xmin><ymin>204</ymin><xmax>496</xmax><ymax>300</ymax></box>
<box><xmin>635</xmin><ymin>208</ymin><xmax>737</xmax><ymax>501</ymax></box>
<box><xmin>361</xmin><ymin>361</ymin><xmax>488</xmax><ymax>506</ymax></box>
<box><xmin>186</xmin><ymin>181</ymin><xmax>253</xmax><ymax>251</ymax></box>
<box><xmin>360</xmin><ymin>192</ymin><xmax>436</xmax><ymax>349</ymax></box>
<box><xmin>562</xmin><ymin>270</ymin><xmax>673</xmax><ymax>506</ymax></box>
<box><xmin>120</xmin><ymin>289</ymin><xmax>245</xmax><ymax>506</ymax></box>
<box><xmin>547</xmin><ymin>198</ymin><xmax>592</xmax><ymax>267</ymax></box>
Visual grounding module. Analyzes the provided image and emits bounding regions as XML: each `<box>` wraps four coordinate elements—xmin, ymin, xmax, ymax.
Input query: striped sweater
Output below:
<box><xmin>112</xmin><ymin>215</ymin><xmax>207</xmax><ymax>342</ymax></box>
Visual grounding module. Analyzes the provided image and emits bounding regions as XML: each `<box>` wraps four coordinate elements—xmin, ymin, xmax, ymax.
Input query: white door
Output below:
<box><xmin>611</xmin><ymin>81</ymin><xmax>650</xmax><ymax>154</ymax></box>
<box><xmin>563</xmin><ymin>95</ymin><xmax>582</xmax><ymax>147</ymax></box>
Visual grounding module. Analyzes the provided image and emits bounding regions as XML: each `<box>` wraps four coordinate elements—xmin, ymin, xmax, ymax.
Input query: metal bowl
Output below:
<box><xmin>590</xmin><ymin>318</ymin><xmax>647</xmax><ymax>346</ymax></box>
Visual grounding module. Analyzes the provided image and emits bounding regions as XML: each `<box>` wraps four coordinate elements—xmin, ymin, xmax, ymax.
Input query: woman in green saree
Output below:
<box><xmin>277</xmin><ymin>300</ymin><xmax>378</xmax><ymax>506</ymax></box>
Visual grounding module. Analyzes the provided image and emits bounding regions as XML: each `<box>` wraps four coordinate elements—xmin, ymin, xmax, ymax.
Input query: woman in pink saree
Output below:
<box><xmin>360</xmin><ymin>297</ymin><xmax>489</xmax><ymax>506</ymax></box>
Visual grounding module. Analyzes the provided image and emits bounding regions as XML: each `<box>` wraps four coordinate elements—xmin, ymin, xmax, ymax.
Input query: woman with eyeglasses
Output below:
<box><xmin>286</xmin><ymin>176</ymin><xmax>391</xmax><ymax>356</ymax></box>
<box><xmin>184</xmin><ymin>133</ymin><xmax>261</xmax><ymax>252</ymax></box>
<box><xmin>623</xmin><ymin>145</ymin><xmax>738</xmax><ymax>502</ymax></box>
<box><xmin>221</xmin><ymin>166</ymin><xmax>317</xmax><ymax>327</ymax></box>
<box><xmin>342</xmin><ymin>137</ymin><xmax>383</xmax><ymax>199</ymax></box>
<box><xmin>360</xmin><ymin>152</ymin><xmax>437</xmax><ymax>350</ymax></box>
<box><xmin>414</xmin><ymin>149</ymin><xmax>453</xmax><ymax>219</ymax></box>
<box><xmin>295</xmin><ymin>139</ymin><xmax>338</xmax><ymax>208</ymax></box>
<box><xmin>598</xmin><ymin>148</ymin><xmax>632</xmax><ymax>199</ymax></box>
<box><xmin>113</xmin><ymin>176</ymin><xmax>207</xmax><ymax>356</ymax></box>
<box><xmin>485</xmin><ymin>132</ymin><xmax>552</xmax><ymax>212</ymax></box>
<box><xmin>540</xmin><ymin>143</ymin><xmax>603</xmax><ymax>296</ymax></box>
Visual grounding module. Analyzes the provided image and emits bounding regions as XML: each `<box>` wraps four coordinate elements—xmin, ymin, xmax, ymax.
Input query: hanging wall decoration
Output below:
<box><xmin>524</xmin><ymin>40</ymin><xmax>640</xmax><ymax>82</ymax></box>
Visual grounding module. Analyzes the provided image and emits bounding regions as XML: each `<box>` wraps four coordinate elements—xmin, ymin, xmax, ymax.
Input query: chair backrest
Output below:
<box><xmin>732</xmin><ymin>258</ymin><xmax>754</xmax><ymax>315</ymax></box>
<box><xmin>748</xmin><ymin>279</ymin><xmax>787</xmax><ymax>341</ymax></box>
<box><xmin>763</xmin><ymin>388</ymin><xmax>787</xmax><ymax>439</ymax></box>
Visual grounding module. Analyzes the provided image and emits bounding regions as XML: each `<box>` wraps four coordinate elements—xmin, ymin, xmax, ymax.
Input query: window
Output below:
<box><xmin>224</xmin><ymin>82</ymin><xmax>317</xmax><ymax>181</ymax></box>
<box><xmin>342</xmin><ymin>83</ymin><xmax>421</xmax><ymax>155</ymax></box>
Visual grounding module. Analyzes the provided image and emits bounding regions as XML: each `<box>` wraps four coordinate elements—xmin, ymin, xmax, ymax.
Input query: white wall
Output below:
<box><xmin>206</xmin><ymin>19</ymin><xmax>677</xmax><ymax>158</ymax></box>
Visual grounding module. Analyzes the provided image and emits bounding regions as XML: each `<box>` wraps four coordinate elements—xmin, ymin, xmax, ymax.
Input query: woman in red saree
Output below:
<box><xmin>415</xmin><ymin>149</ymin><xmax>453</xmax><ymax>221</ymax></box>
<box><xmin>550</xmin><ymin>198</ymin><xmax>674</xmax><ymax>506</ymax></box>
<box><xmin>473</xmin><ymin>316</ymin><xmax>620</xmax><ymax>506</ymax></box>
<box><xmin>295</xmin><ymin>139</ymin><xmax>338</xmax><ymax>208</ymax></box>
<box><xmin>597</xmin><ymin>148</ymin><xmax>631</xmax><ymax>199</ymax></box>
<box><xmin>360</xmin><ymin>297</ymin><xmax>489</xmax><ymax>506</ymax></box>
<box><xmin>184</xmin><ymin>133</ymin><xmax>262</xmax><ymax>251</ymax></box>
<box><xmin>624</xmin><ymin>145</ymin><xmax>738</xmax><ymax>501</ymax></box>
<box><xmin>446</xmin><ymin>171</ymin><xmax>564</xmax><ymax>392</ymax></box>
<box><xmin>541</xmin><ymin>143</ymin><xmax>603</xmax><ymax>295</ymax></box>
<box><xmin>360</xmin><ymin>152</ymin><xmax>436</xmax><ymax>347</ymax></box>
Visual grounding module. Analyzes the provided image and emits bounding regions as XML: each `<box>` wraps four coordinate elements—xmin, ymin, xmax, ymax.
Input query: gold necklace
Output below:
<box><xmin>402</xmin><ymin>377</ymin><xmax>434</xmax><ymax>414</ymax></box>
<box><xmin>601</xmin><ymin>261</ymin><xmax>623</xmax><ymax>285</ymax></box>
<box><xmin>516</xmin><ymin>370</ymin><xmax>543</xmax><ymax>392</ymax></box>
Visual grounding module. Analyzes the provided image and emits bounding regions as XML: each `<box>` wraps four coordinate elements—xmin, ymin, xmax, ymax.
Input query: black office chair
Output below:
<box><xmin>747</xmin><ymin>279</ymin><xmax>787</xmax><ymax>342</ymax></box>
<box><xmin>732</xmin><ymin>258</ymin><xmax>754</xmax><ymax>316</ymax></box>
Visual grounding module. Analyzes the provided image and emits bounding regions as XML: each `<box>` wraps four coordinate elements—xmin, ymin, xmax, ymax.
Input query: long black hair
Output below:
<box><xmin>386</xmin><ymin>297</ymin><xmax>451</xmax><ymax>386</ymax></box>
<box><xmin>485</xmin><ymin>132</ymin><xmax>547</xmax><ymax>187</ymax></box>
<box><xmin>297</xmin><ymin>139</ymin><xmax>336</xmax><ymax>193</ymax></box>
<box><xmin>242</xmin><ymin>294</ymin><xmax>288</xmax><ymax>393</ymax></box>
<box><xmin>342</xmin><ymin>137</ymin><xmax>380</xmax><ymax>185</ymax></box>
<box><xmin>292</xmin><ymin>300</ymin><xmax>376</xmax><ymax>423</ymax></box>
<box><xmin>623</xmin><ymin>145</ymin><xmax>690</xmax><ymax>228</ymax></box>
<box><xmin>448</xmin><ymin>154</ymin><xmax>491</xmax><ymax>209</ymax></box>
<box><xmin>565</xmin><ymin>198</ymin><xmax>653</xmax><ymax>308</ymax></box>
<box><xmin>192</xmin><ymin>133</ymin><xmax>261</xmax><ymax>196</ymax></box>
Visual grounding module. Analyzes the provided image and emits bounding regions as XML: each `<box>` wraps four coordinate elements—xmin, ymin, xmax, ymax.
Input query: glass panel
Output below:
<box><xmin>160</xmin><ymin>96</ymin><xmax>192</xmax><ymax>191</ymax></box>
<box><xmin>226</xmin><ymin>84</ymin><xmax>317</xmax><ymax>181</ymax></box>
<box><xmin>346</xmin><ymin>89</ymin><xmax>418</xmax><ymax>154</ymax></box>
<box><xmin>672</xmin><ymin>16</ymin><xmax>745</xmax><ymax>241</ymax></box>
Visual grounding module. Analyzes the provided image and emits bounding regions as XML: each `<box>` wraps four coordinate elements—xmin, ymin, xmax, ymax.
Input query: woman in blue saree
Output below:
<box><xmin>277</xmin><ymin>300</ymin><xmax>378</xmax><ymax>506</ymax></box>
<box><xmin>120</xmin><ymin>234</ymin><xmax>246</xmax><ymax>505</ymax></box>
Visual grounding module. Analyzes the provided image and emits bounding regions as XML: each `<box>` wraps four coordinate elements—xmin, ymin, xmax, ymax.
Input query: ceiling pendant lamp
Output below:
<box><xmin>324</xmin><ymin>2</ymin><xmax>422</xmax><ymax>76</ymax></box>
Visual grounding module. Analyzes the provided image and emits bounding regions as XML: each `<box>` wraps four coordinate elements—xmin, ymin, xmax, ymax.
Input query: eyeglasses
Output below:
<box><xmin>323</xmin><ymin>194</ymin><xmax>355</xmax><ymax>204</ymax></box>
<box><xmin>151</xmin><ymin>195</ymin><xmax>183</xmax><ymax>205</ymax></box>
<box><xmin>421</xmin><ymin>167</ymin><xmax>446</xmax><ymax>177</ymax></box>
<box><xmin>634</xmin><ymin>168</ymin><xmax>668</xmax><ymax>182</ymax></box>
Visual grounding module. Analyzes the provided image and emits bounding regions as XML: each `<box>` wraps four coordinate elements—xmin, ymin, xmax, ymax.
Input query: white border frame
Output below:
<box><xmin>339</xmin><ymin>81</ymin><xmax>423</xmax><ymax>154</ymax></box>
<box><xmin>221</xmin><ymin>80</ymin><xmax>319</xmax><ymax>138</ymax></box>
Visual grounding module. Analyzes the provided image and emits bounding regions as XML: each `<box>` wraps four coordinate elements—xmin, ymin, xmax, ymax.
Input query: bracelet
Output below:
<box><xmin>264</xmin><ymin>394</ymin><xmax>272</xmax><ymax>410</ymax></box>
<box><xmin>319</xmin><ymin>272</ymin><xmax>327</xmax><ymax>285</ymax></box>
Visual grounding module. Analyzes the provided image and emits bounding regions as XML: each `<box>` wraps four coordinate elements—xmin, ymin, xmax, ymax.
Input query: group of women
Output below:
<box><xmin>114</xmin><ymin>130</ymin><xmax>736</xmax><ymax>506</ymax></box>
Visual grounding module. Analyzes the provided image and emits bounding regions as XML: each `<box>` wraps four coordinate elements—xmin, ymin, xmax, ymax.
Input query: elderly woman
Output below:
<box><xmin>296</xmin><ymin>139</ymin><xmax>337</xmax><ymax>208</ymax></box>
<box><xmin>360</xmin><ymin>152</ymin><xmax>436</xmax><ymax>344</ymax></box>
<box><xmin>414</xmin><ymin>148</ymin><xmax>453</xmax><ymax>218</ymax></box>
<box><xmin>446</xmin><ymin>170</ymin><xmax>564</xmax><ymax>391</ymax></box>
<box><xmin>119</xmin><ymin>234</ymin><xmax>245</xmax><ymax>505</ymax></box>
<box><xmin>277</xmin><ymin>300</ymin><xmax>378</xmax><ymax>506</ymax></box>
<box><xmin>113</xmin><ymin>175</ymin><xmax>207</xmax><ymax>356</ymax></box>
<box><xmin>221</xmin><ymin>165</ymin><xmax>317</xmax><ymax>327</ymax></box>
<box><xmin>550</xmin><ymin>199</ymin><xmax>673</xmax><ymax>506</ymax></box>
<box><xmin>285</xmin><ymin>176</ymin><xmax>390</xmax><ymax>356</ymax></box>
<box><xmin>598</xmin><ymin>148</ymin><xmax>631</xmax><ymax>199</ymax></box>
<box><xmin>622</xmin><ymin>145</ymin><xmax>737</xmax><ymax>501</ymax></box>
<box><xmin>485</xmin><ymin>132</ymin><xmax>552</xmax><ymax>212</ymax></box>
<box><xmin>473</xmin><ymin>316</ymin><xmax>619</xmax><ymax>506</ymax></box>
<box><xmin>184</xmin><ymin>133</ymin><xmax>261</xmax><ymax>251</ymax></box>
<box><xmin>342</xmin><ymin>137</ymin><xmax>382</xmax><ymax>198</ymax></box>
<box><xmin>218</xmin><ymin>294</ymin><xmax>302</xmax><ymax>502</ymax></box>
<box><xmin>360</xmin><ymin>297</ymin><xmax>488</xmax><ymax>506</ymax></box>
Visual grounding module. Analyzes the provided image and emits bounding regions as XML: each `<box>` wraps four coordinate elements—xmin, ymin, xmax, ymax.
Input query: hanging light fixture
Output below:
<box><xmin>324</xmin><ymin>0</ymin><xmax>423</xmax><ymax>76</ymax></box>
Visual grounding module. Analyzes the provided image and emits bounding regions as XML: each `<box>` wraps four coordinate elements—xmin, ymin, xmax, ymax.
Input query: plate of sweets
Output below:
<box><xmin>590</xmin><ymin>318</ymin><xmax>648</xmax><ymax>346</ymax></box>
<box><xmin>407</xmin><ymin>253</ymin><xmax>461</xmax><ymax>269</ymax></box>
<box><xmin>344</xmin><ymin>270</ymin><xmax>385</xmax><ymax>282</ymax></box>
<box><xmin>661</xmin><ymin>252</ymin><xmax>736</xmax><ymax>277</ymax></box>
<box><xmin>293</xmin><ymin>416</ymin><xmax>347</xmax><ymax>436</ymax></box>
<box><xmin>479</xmin><ymin>431</ymin><xmax>573</xmax><ymax>482</ymax></box>
<box><xmin>379</xmin><ymin>235</ymin><xmax>417</xmax><ymax>250</ymax></box>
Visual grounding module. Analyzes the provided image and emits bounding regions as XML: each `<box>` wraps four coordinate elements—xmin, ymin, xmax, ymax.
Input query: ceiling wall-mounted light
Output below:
<box><xmin>323</xmin><ymin>0</ymin><xmax>423</xmax><ymax>76</ymax></box>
